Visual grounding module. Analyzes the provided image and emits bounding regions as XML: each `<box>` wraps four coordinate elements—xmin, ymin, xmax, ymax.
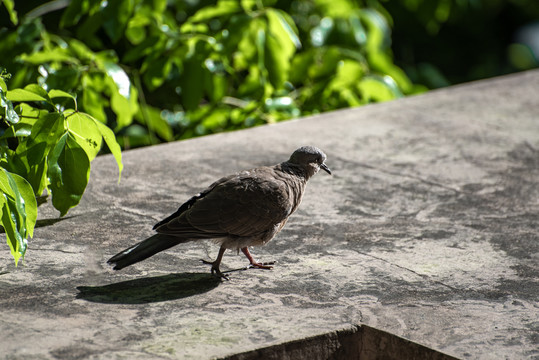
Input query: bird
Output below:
<box><xmin>107</xmin><ymin>145</ymin><xmax>331</xmax><ymax>279</ymax></box>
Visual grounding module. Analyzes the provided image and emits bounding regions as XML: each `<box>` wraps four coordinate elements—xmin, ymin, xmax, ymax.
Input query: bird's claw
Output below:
<box><xmin>246</xmin><ymin>261</ymin><xmax>275</xmax><ymax>270</ymax></box>
<box><xmin>201</xmin><ymin>259</ymin><xmax>229</xmax><ymax>280</ymax></box>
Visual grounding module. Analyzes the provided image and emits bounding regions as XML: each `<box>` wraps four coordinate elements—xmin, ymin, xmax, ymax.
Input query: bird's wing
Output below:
<box><xmin>152</xmin><ymin>175</ymin><xmax>230</xmax><ymax>230</ymax></box>
<box><xmin>155</xmin><ymin>167</ymin><xmax>295</xmax><ymax>238</ymax></box>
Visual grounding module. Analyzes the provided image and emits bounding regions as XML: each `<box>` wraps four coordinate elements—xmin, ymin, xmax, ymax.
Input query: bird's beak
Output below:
<box><xmin>320</xmin><ymin>163</ymin><xmax>332</xmax><ymax>175</ymax></box>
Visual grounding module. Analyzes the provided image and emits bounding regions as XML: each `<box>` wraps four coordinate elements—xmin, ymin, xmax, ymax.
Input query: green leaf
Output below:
<box><xmin>360</xmin><ymin>8</ymin><xmax>391</xmax><ymax>52</ymax></box>
<box><xmin>267</xmin><ymin>9</ymin><xmax>301</xmax><ymax>49</ymax></box>
<box><xmin>101</xmin><ymin>61</ymin><xmax>131</xmax><ymax>99</ymax></box>
<box><xmin>80</xmin><ymin>73</ymin><xmax>107</xmax><ymax>123</ymax></box>
<box><xmin>15</xmin><ymin>112</ymin><xmax>65</xmax><ymax>195</ymax></box>
<box><xmin>49</xmin><ymin>89</ymin><xmax>77</xmax><ymax>109</ymax></box>
<box><xmin>110</xmin><ymin>83</ymin><xmax>138</xmax><ymax>130</ymax></box>
<box><xmin>19</xmin><ymin>50</ymin><xmax>79</xmax><ymax>65</ymax></box>
<box><xmin>102</xmin><ymin>0</ymin><xmax>134</xmax><ymax>43</ymax></box>
<box><xmin>188</xmin><ymin>0</ymin><xmax>241</xmax><ymax>23</ymax></box>
<box><xmin>264</xmin><ymin>9</ymin><xmax>299</xmax><ymax>89</ymax></box>
<box><xmin>6</xmin><ymin>89</ymin><xmax>50</xmax><ymax>104</ymax></box>
<box><xmin>179</xmin><ymin>52</ymin><xmax>205</xmax><ymax>111</ymax></box>
<box><xmin>2</xmin><ymin>0</ymin><xmax>18</xmax><ymax>25</ymax></box>
<box><xmin>49</xmin><ymin>89</ymin><xmax>76</xmax><ymax>102</ymax></box>
<box><xmin>142</xmin><ymin>56</ymin><xmax>172</xmax><ymax>91</ymax></box>
<box><xmin>325</xmin><ymin>60</ymin><xmax>363</xmax><ymax>93</ymax></box>
<box><xmin>47</xmin><ymin>133</ymin><xmax>90</xmax><ymax>216</ymax></box>
<box><xmin>357</xmin><ymin>75</ymin><xmax>402</xmax><ymax>102</ymax></box>
<box><xmin>25</xmin><ymin>113</ymin><xmax>65</xmax><ymax>165</ymax></box>
<box><xmin>59</xmin><ymin>0</ymin><xmax>88</xmax><ymax>27</ymax></box>
<box><xmin>0</xmin><ymin>169</ymin><xmax>37</xmax><ymax>265</ymax></box>
<box><xmin>0</xmin><ymin>195</ymin><xmax>23</xmax><ymax>265</ymax></box>
<box><xmin>68</xmin><ymin>38</ymin><xmax>97</xmax><ymax>62</ymax></box>
<box><xmin>137</xmin><ymin>105</ymin><xmax>173</xmax><ymax>142</ymax></box>
<box><xmin>314</xmin><ymin>0</ymin><xmax>355</xmax><ymax>17</ymax></box>
<box><xmin>25</xmin><ymin>84</ymin><xmax>53</xmax><ymax>103</ymax></box>
<box><xmin>202</xmin><ymin>108</ymin><xmax>228</xmax><ymax>131</ymax></box>
<box><xmin>1</xmin><ymin>88</ymin><xmax>19</xmax><ymax>124</ymax></box>
<box><xmin>0</xmin><ymin>105</ymin><xmax>40</xmax><ymax>139</ymax></box>
<box><xmin>99</xmin><ymin>62</ymin><xmax>138</xmax><ymax>129</ymax></box>
<box><xmin>65</xmin><ymin>110</ymin><xmax>103</xmax><ymax>161</ymax></box>
<box><xmin>90</xmin><ymin>115</ymin><xmax>123</xmax><ymax>182</ymax></box>
<box><xmin>4</xmin><ymin>169</ymin><xmax>37</xmax><ymax>238</ymax></box>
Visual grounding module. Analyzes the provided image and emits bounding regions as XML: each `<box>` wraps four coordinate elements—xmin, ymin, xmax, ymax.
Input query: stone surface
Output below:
<box><xmin>1</xmin><ymin>69</ymin><xmax>538</xmax><ymax>359</ymax></box>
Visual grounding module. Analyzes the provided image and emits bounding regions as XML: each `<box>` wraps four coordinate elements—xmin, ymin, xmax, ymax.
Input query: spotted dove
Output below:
<box><xmin>107</xmin><ymin>146</ymin><xmax>331</xmax><ymax>279</ymax></box>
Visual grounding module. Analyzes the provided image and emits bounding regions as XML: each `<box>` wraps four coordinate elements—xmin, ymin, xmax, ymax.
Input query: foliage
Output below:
<box><xmin>0</xmin><ymin>0</ymin><xmax>420</xmax><ymax>147</ymax></box>
<box><xmin>0</xmin><ymin>74</ymin><xmax>122</xmax><ymax>265</ymax></box>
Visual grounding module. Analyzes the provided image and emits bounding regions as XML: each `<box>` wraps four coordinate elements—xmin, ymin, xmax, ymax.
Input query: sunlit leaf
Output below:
<box><xmin>357</xmin><ymin>75</ymin><xmax>401</xmax><ymax>102</ymax></box>
<box><xmin>1</xmin><ymin>88</ymin><xmax>19</xmax><ymax>124</ymax></box>
<box><xmin>25</xmin><ymin>113</ymin><xmax>65</xmax><ymax>165</ymax></box>
<box><xmin>266</xmin><ymin>9</ymin><xmax>301</xmax><ymax>49</ymax></box>
<box><xmin>65</xmin><ymin>110</ymin><xmax>103</xmax><ymax>161</ymax></box>
<box><xmin>49</xmin><ymin>89</ymin><xmax>76</xmax><ymax>101</ymax></box>
<box><xmin>101</xmin><ymin>61</ymin><xmax>131</xmax><ymax>99</ymax></box>
<box><xmin>90</xmin><ymin>115</ymin><xmax>123</xmax><ymax>181</ymax></box>
<box><xmin>360</xmin><ymin>8</ymin><xmax>391</xmax><ymax>51</ymax></box>
<box><xmin>0</xmin><ymin>195</ymin><xmax>23</xmax><ymax>265</ymax></box>
<box><xmin>0</xmin><ymin>169</ymin><xmax>37</xmax><ymax>265</ymax></box>
<box><xmin>110</xmin><ymin>84</ymin><xmax>138</xmax><ymax>130</ymax></box>
<box><xmin>2</xmin><ymin>0</ymin><xmax>18</xmax><ymax>25</ymax></box>
<box><xmin>189</xmin><ymin>0</ymin><xmax>241</xmax><ymax>23</ymax></box>
<box><xmin>6</xmin><ymin>88</ymin><xmax>51</xmax><ymax>104</ymax></box>
<box><xmin>264</xmin><ymin>9</ymin><xmax>297</xmax><ymax>89</ymax></box>
<box><xmin>68</xmin><ymin>38</ymin><xmax>97</xmax><ymax>61</ymax></box>
<box><xmin>81</xmin><ymin>73</ymin><xmax>107</xmax><ymax>123</ymax></box>
<box><xmin>314</xmin><ymin>0</ymin><xmax>355</xmax><ymax>17</ymax></box>
<box><xmin>4</xmin><ymin>170</ymin><xmax>37</xmax><ymax>238</ymax></box>
<box><xmin>19</xmin><ymin>50</ymin><xmax>79</xmax><ymax>65</ymax></box>
<box><xmin>202</xmin><ymin>108</ymin><xmax>228</xmax><ymax>130</ymax></box>
<box><xmin>137</xmin><ymin>105</ymin><xmax>173</xmax><ymax>141</ymax></box>
<box><xmin>0</xmin><ymin>104</ymin><xmax>41</xmax><ymax>139</ymax></box>
<box><xmin>47</xmin><ymin>132</ymin><xmax>90</xmax><ymax>216</ymax></box>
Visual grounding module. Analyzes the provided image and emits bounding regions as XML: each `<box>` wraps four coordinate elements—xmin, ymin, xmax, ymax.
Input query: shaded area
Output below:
<box><xmin>35</xmin><ymin>216</ymin><xmax>76</xmax><ymax>228</ymax></box>
<box><xmin>223</xmin><ymin>325</ymin><xmax>458</xmax><ymax>360</ymax></box>
<box><xmin>0</xmin><ymin>216</ymin><xmax>75</xmax><ymax>234</ymax></box>
<box><xmin>77</xmin><ymin>272</ymin><xmax>220</xmax><ymax>304</ymax></box>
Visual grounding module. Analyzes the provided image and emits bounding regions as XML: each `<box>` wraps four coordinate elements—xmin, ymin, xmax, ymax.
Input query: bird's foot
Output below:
<box><xmin>200</xmin><ymin>259</ymin><xmax>229</xmax><ymax>280</ymax></box>
<box><xmin>246</xmin><ymin>261</ymin><xmax>275</xmax><ymax>270</ymax></box>
<box><xmin>240</xmin><ymin>247</ymin><xmax>274</xmax><ymax>271</ymax></box>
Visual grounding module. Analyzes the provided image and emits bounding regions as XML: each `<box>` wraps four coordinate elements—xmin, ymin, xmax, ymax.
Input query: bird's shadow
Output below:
<box><xmin>76</xmin><ymin>272</ymin><xmax>220</xmax><ymax>304</ymax></box>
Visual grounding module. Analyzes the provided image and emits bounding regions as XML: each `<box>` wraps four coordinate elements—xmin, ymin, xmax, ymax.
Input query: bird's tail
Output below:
<box><xmin>107</xmin><ymin>234</ymin><xmax>184</xmax><ymax>270</ymax></box>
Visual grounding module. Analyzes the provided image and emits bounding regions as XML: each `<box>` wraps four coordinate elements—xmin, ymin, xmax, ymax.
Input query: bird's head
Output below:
<box><xmin>288</xmin><ymin>146</ymin><xmax>331</xmax><ymax>178</ymax></box>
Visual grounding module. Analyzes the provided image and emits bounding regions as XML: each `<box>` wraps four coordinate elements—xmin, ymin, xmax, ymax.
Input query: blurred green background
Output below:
<box><xmin>1</xmin><ymin>0</ymin><xmax>538</xmax><ymax>148</ymax></box>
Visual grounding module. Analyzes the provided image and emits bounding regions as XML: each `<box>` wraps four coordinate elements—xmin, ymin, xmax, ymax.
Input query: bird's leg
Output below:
<box><xmin>241</xmin><ymin>247</ymin><xmax>274</xmax><ymax>270</ymax></box>
<box><xmin>201</xmin><ymin>246</ymin><xmax>229</xmax><ymax>280</ymax></box>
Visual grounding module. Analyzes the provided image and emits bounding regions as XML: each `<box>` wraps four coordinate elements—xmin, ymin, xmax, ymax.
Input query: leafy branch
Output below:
<box><xmin>0</xmin><ymin>77</ymin><xmax>122</xmax><ymax>265</ymax></box>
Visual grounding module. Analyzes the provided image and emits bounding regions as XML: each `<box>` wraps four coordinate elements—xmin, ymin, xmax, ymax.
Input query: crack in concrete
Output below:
<box><xmin>333</xmin><ymin>155</ymin><xmax>464</xmax><ymax>194</ymax></box>
<box><xmin>29</xmin><ymin>247</ymin><xmax>79</xmax><ymax>254</ymax></box>
<box><xmin>354</xmin><ymin>250</ymin><xmax>459</xmax><ymax>291</ymax></box>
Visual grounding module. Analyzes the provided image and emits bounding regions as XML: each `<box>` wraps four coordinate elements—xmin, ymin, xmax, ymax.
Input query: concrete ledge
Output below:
<box><xmin>1</xmin><ymin>69</ymin><xmax>538</xmax><ymax>359</ymax></box>
<box><xmin>224</xmin><ymin>325</ymin><xmax>458</xmax><ymax>360</ymax></box>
